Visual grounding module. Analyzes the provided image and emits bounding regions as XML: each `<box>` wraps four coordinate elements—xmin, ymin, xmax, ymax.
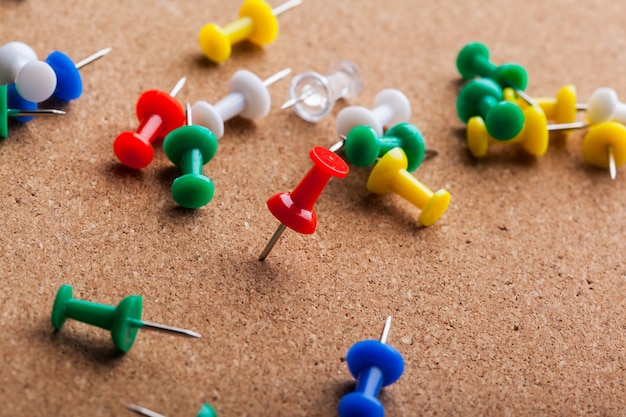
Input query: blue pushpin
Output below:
<box><xmin>338</xmin><ymin>316</ymin><xmax>405</xmax><ymax>417</ymax></box>
<box><xmin>8</xmin><ymin>47</ymin><xmax>111</xmax><ymax>122</ymax></box>
<box><xmin>126</xmin><ymin>403</ymin><xmax>217</xmax><ymax>417</ymax></box>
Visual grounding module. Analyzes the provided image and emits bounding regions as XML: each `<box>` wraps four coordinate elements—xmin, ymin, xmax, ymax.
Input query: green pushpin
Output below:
<box><xmin>51</xmin><ymin>284</ymin><xmax>201</xmax><ymax>352</ymax></box>
<box><xmin>126</xmin><ymin>403</ymin><xmax>217</xmax><ymax>417</ymax></box>
<box><xmin>344</xmin><ymin>122</ymin><xmax>426</xmax><ymax>172</ymax></box>
<box><xmin>456</xmin><ymin>42</ymin><xmax>530</xmax><ymax>101</ymax></box>
<box><xmin>457</xmin><ymin>78</ymin><xmax>524</xmax><ymax>141</ymax></box>
<box><xmin>0</xmin><ymin>84</ymin><xmax>65</xmax><ymax>138</ymax></box>
<box><xmin>163</xmin><ymin>103</ymin><xmax>218</xmax><ymax>209</ymax></box>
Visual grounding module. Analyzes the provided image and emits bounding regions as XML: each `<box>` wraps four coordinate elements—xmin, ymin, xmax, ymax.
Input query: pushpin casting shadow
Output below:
<box><xmin>51</xmin><ymin>284</ymin><xmax>201</xmax><ymax>353</ymax></box>
<box><xmin>0</xmin><ymin>84</ymin><xmax>65</xmax><ymax>138</ymax></box>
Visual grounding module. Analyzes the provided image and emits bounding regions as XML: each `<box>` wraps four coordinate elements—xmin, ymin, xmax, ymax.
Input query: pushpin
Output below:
<box><xmin>338</xmin><ymin>316</ymin><xmax>405</xmax><ymax>417</ymax></box>
<box><xmin>0</xmin><ymin>41</ymin><xmax>57</xmax><ymax>103</ymax></box>
<box><xmin>163</xmin><ymin>104</ymin><xmax>218</xmax><ymax>209</ymax></box>
<box><xmin>8</xmin><ymin>47</ymin><xmax>112</xmax><ymax>123</ymax></box>
<box><xmin>582</xmin><ymin>121</ymin><xmax>626</xmax><ymax>180</ymax></box>
<box><xmin>282</xmin><ymin>60</ymin><xmax>362</xmax><ymax>122</ymax></box>
<box><xmin>198</xmin><ymin>0</ymin><xmax>303</xmax><ymax>63</ymax></box>
<box><xmin>466</xmin><ymin>104</ymin><xmax>548</xmax><ymax>157</ymax></box>
<box><xmin>344</xmin><ymin>123</ymin><xmax>425</xmax><ymax>172</ymax></box>
<box><xmin>114</xmin><ymin>77</ymin><xmax>186</xmax><ymax>169</ymax></box>
<box><xmin>51</xmin><ymin>284</ymin><xmax>201</xmax><ymax>352</ymax></box>
<box><xmin>126</xmin><ymin>403</ymin><xmax>217</xmax><ymax>417</ymax></box>
<box><xmin>335</xmin><ymin>89</ymin><xmax>411</xmax><ymax>137</ymax></box>
<box><xmin>457</xmin><ymin>78</ymin><xmax>524</xmax><ymax>141</ymax></box>
<box><xmin>258</xmin><ymin>146</ymin><xmax>349</xmax><ymax>261</ymax></box>
<box><xmin>546</xmin><ymin>87</ymin><xmax>626</xmax><ymax>132</ymax></box>
<box><xmin>456</xmin><ymin>41</ymin><xmax>535</xmax><ymax>106</ymax></box>
<box><xmin>367</xmin><ymin>147</ymin><xmax>449</xmax><ymax>226</ymax></box>
<box><xmin>191</xmin><ymin>68</ymin><xmax>290</xmax><ymax>138</ymax></box>
<box><xmin>0</xmin><ymin>84</ymin><xmax>65</xmax><ymax>138</ymax></box>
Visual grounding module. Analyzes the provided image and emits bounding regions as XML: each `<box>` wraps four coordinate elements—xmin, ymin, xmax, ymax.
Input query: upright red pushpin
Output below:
<box><xmin>114</xmin><ymin>77</ymin><xmax>186</xmax><ymax>169</ymax></box>
<box><xmin>259</xmin><ymin>146</ymin><xmax>349</xmax><ymax>261</ymax></box>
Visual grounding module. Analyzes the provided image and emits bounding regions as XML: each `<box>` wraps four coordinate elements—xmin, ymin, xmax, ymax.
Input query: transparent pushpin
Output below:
<box><xmin>282</xmin><ymin>60</ymin><xmax>362</xmax><ymax>123</ymax></box>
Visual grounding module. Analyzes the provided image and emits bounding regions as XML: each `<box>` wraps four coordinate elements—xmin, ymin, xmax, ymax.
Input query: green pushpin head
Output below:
<box><xmin>163</xmin><ymin>107</ymin><xmax>218</xmax><ymax>209</ymax></box>
<box><xmin>344</xmin><ymin>122</ymin><xmax>426</xmax><ymax>172</ymax></box>
<box><xmin>0</xmin><ymin>84</ymin><xmax>66</xmax><ymax>138</ymax></box>
<box><xmin>51</xmin><ymin>284</ymin><xmax>201</xmax><ymax>352</ymax></box>
<box><xmin>456</xmin><ymin>42</ymin><xmax>528</xmax><ymax>91</ymax></box>
<box><xmin>457</xmin><ymin>78</ymin><xmax>524</xmax><ymax>141</ymax></box>
<box><xmin>126</xmin><ymin>403</ymin><xmax>217</xmax><ymax>417</ymax></box>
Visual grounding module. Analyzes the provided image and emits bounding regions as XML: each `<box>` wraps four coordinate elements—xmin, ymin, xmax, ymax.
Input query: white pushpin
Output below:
<box><xmin>282</xmin><ymin>60</ymin><xmax>362</xmax><ymax>123</ymax></box>
<box><xmin>548</xmin><ymin>87</ymin><xmax>626</xmax><ymax>132</ymax></box>
<box><xmin>0</xmin><ymin>42</ymin><xmax>57</xmax><ymax>103</ymax></box>
<box><xmin>191</xmin><ymin>68</ymin><xmax>291</xmax><ymax>138</ymax></box>
<box><xmin>335</xmin><ymin>88</ymin><xmax>411</xmax><ymax>137</ymax></box>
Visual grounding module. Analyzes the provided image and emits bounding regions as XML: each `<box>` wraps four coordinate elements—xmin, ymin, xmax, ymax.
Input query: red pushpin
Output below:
<box><xmin>259</xmin><ymin>146</ymin><xmax>349</xmax><ymax>261</ymax></box>
<box><xmin>114</xmin><ymin>77</ymin><xmax>186</xmax><ymax>169</ymax></box>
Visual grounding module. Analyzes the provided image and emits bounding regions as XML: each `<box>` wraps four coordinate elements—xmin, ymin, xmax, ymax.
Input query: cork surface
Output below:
<box><xmin>1</xmin><ymin>0</ymin><xmax>626</xmax><ymax>416</ymax></box>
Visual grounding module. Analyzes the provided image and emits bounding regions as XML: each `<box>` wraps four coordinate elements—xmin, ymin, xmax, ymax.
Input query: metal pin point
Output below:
<box><xmin>12</xmin><ymin>109</ymin><xmax>66</xmax><ymax>116</ymax></box>
<box><xmin>547</xmin><ymin>121</ymin><xmax>589</xmax><ymax>132</ymax></box>
<box><xmin>380</xmin><ymin>316</ymin><xmax>392</xmax><ymax>344</ymax></box>
<box><xmin>186</xmin><ymin>102</ymin><xmax>192</xmax><ymax>126</ymax></box>
<box><xmin>140</xmin><ymin>321</ymin><xmax>202</xmax><ymax>339</ymax></box>
<box><xmin>258</xmin><ymin>223</ymin><xmax>287</xmax><ymax>261</ymax></box>
<box><xmin>272</xmin><ymin>0</ymin><xmax>303</xmax><ymax>16</ymax></box>
<box><xmin>608</xmin><ymin>146</ymin><xmax>617</xmax><ymax>180</ymax></box>
<box><xmin>281</xmin><ymin>89</ymin><xmax>314</xmax><ymax>110</ymax></box>
<box><xmin>74</xmin><ymin>47</ymin><xmax>113</xmax><ymax>70</ymax></box>
<box><xmin>126</xmin><ymin>404</ymin><xmax>167</xmax><ymax>417</ymax></box>
<box><xmin>512</xmin><ymin>86</ymin><xmax>539</xmax><ymax>108</ymax></box>
<box><xmin>169</xmin><ymin>77</ymin><xmax>187</xmax><ymax>98</ymax></box>
<box><xmin>329</xmin><ymin>135</ymin><xmax>347</xmax><ymax>153</ymax></box>
<box><xmin>263</xmin><ymin>68</ymin><xmax>292</xmax><ymax>87</ymax></box>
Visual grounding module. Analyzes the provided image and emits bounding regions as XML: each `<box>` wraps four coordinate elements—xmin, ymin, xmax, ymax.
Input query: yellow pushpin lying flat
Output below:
<box><xmin>582</xmin><ymin>121</ymin><xmax>626</xmax><ymax>180</ymax></box>
<box><xmin>466</xmin><ymin>105</ymin><xmax>548</xmax><ymax>157</ymax></box>
<box><xmin>367</xmin><ymin>147</ymin><xmax>450</xmax><ymax>226</ymax></box>
<box><xmin>198</xmin><ymin>0</ymin><xmax>302</xmax><ymax>63</ymax></box>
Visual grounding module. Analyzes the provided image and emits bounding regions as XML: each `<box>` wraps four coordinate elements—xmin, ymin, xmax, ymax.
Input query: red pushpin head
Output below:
<box><xmin>267</xmin><ymin>146</ymin><xmax>348</xmax><ymax>234</ymax></box>
<box><xmin>114</xmin><ymin>90</ymin><xmax>185</xmax><ymax>169</ymax></box>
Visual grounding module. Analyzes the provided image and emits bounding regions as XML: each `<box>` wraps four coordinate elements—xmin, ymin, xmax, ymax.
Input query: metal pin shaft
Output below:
<box><xmin>126</xmin><ymin>404</ymin><xmax>167</xmax><ymax>417</ymax></box>
<box><xmin>263</xmin><ymin>68</ymin><xmax>291</xmax><ymax>88</ymax></box>
<box><xmin>258</xmin><ymin>223</ymin><xmax>287</xmax><ymax>261</ymax></box>
<box><xmin>576</xmin><ymin>103</ymin><xmax>589</xmax><ymax>111</ymax></box>
<box><xmin>608</xmin><ymin>146</ymin><xmax>617</xmax><ymax>180</ymax></box>
<box><xmin>139</xmin><ymin>320</ymin><xmax>202</xmax><ymax>339</ymax></box>
<box><xmin>380</xmin><ymin>316</ymin><xmax>392</xmax><ymax>344</ymax></box>
<box><xmin>12</xmin><ymin>109</ymin><xmax>66</xmax><ymax>116</ymax></box>
<box><xmin>169</xmin><ymin>77</ymin><xmax>187</xmax><ymax>98</ymax></box>
<box><xmin>185</xmin><ymin>102</ymin><xmax>192</xmax><ymax>126</ymax></box>
<box><xmin>547</xmin><ymin>121</ymin><xmax>588</xmax><ymax>132</ymax></box>
<box><xmin>513</xmin><ymin>88</ymin><xmax>539</xmax><ymax>108</ymax></box>
<box><xmin>329</xmin><ymin>135</ymin><xmax>346</xmax><ymax>153</ymax></box>
<box><xmin>272</xmin><ymin>0</ymin><xmax>303</xmax><ymax>16</ymax></box>
<box><xmin>74</xmin><ymin>47</ymin><xmax>112</xmax><ymax>70</ymax></box>
<box><xmin>281</xmin><ymin>89</ymin><xmax>314</xmax><ymax>110</ymax></box>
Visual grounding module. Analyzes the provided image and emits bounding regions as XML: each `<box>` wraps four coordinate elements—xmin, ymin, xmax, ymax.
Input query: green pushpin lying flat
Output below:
<box><xmin>126</xmin><ymin>403</ymin><xmax>217</xmax><ymax>417</ymax></box>
<box><xmin>457</xmin><ymin>78</ymin><xmax>524</xmax><ymax>141</ymax></box>
<box><xmin>0</xmin><ymin>84</ymin><xmax>65</xmax><ymax>138</ymax></box>
<box><xmin>51</xmin><ymin>284</ymin><xmax>201</xmax><ymax>352</ymax></box>
<box><xmin>163</xmin><ymin>103</ymin><xmax>218</xmax><ymax>209</ymax></box>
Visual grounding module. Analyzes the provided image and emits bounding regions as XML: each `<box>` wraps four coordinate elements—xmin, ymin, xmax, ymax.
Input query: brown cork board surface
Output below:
<box><xmin>2</xmin><ymin>0</ymin><xmax>626</xmax><ymax>416</ymax></box>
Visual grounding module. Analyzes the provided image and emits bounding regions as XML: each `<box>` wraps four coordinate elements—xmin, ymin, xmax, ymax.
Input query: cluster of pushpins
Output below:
<box><xmin>0</xmin><ymin>41</ymin><xmax>110</xmax><ymax>137</ymax></box>
<box><xmin>455</xmin><ymin>42</ymin><xmax>626</xmax><ymax>180</ymax></box>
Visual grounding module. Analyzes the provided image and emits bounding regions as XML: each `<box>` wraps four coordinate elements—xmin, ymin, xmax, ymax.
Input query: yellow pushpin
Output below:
<box><xmin>367</xmin><ymin>147</ymin><xmax>450</xmax><ymax>226</ymax></box>
<box><xmin>582</xmin><ymin>121</ymin><xmax>626</xmax><ymax>180</ymax></box>
<box><xmin>198</xmin><ymin>0</ymin><xmax>302</xmax><ymax>63</ymax></box>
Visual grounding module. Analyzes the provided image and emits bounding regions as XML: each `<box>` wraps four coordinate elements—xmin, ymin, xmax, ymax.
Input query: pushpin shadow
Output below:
<box><xmin>104</xmin><ymin>161</ymin><xmax>147</xmax><ymax>180</ymax></box>
<box><xmin>223</xmin><ymin>116</ymin><xmax>258</xmax><ymax>141</ymax></box>
<box><xmin>44</xmin><ymin>325</ymin><xmax>126</xmax><ymax>364</ymax></box>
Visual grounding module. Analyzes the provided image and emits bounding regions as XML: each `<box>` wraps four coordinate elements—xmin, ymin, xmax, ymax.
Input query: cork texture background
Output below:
<box><xmin>1</xmin><ymin>0</ymin><xmax>626</xmax><ymax>416</ymax></box>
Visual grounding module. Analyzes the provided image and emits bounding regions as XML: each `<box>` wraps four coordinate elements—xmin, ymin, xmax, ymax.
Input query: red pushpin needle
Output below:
<box><xmin>259</xmin><ymin>146</ymin><xmax>349</xmax><ymax>261</ymax></box>
<box><xmin>114</xmin><ymin>77</ymin><xmax>186</xmax><ymax>169</ymax></box>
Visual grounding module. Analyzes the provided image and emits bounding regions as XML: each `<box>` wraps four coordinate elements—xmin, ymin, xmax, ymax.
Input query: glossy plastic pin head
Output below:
<box><xmin>0</xmin><ymin>41</ymin><xmax>57</xmax><ymax>103</ymax></box>
<box><xmin>582</xmin><ymin>121</ymin><xmax>626</xmax><ymax>180</ymax></box>
<box><xmin>456</xmin><ymin>42</ymin><xmax>528</xmax><ymax>91</ymax></box>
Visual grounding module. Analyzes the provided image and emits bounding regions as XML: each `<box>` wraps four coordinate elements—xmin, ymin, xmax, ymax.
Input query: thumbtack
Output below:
<box><xmin>456</xmin><ymin>41</ymin><xmax>536</xmax><ymax>106</ymax></box>
<box><xmin>282</xmin><ymin>60</ymin><xmax>362</xmax><ymax>122</ymax></box>
<box><xmin>338</xmin><ymin>316</ymin><xmax>405</xmax><ymax>417</ymax></box>
<box><xmin>191</xmin><ymin>68</ymin><xmax>290</xmax><ymax>138</ymax></box>
<box><xmin>582</xmin><ymin>121</ymin><xmax>626</xmax><ymax>180</ymax></box>
<box><xmin>0</xmin><ymin>84</ymin><xmax>65</xmax><ymax>138</ymax></box>
<box><xmin>126</xmin><ymin>403</ymin><xmax>217</xmax><ymax>417</ymax></box>
<box><xmin>336</xmin><ymin>89</ymin><xmax>411</xmax><ymax>137</ymax></box>
<box><xmin>163</xmin><ymin>104</ymin><xmax>219</xmax><ymax>209</ymax></box>
<box><xmin>51</xmin><ymin>284</ymin><xmax>201</xmax><ymax>352</ymax></box>
<box><xmin>0</xmin><ymin>41</ymin><xmax>57</xmax><ymax>103</ymax></box>
<box><xmin>466</xmin><ymin>105</ymin><xmax>548</xmax><ymax>157</ymax></box>
<box><xmin>259</xmin><ymin>146</ymin><xmax>349</xmax><ymax>261</ymax></box>
<box><xmin>114</xmin><ymin>77</ymin><xmax>186</xmax><ymax>169</ymax></box>
<box><xmin>367</xmin><ymin>147</ymin><xmax>450</xmax><ymax>226</ymax></box>
<box><xmin>344</xmin><ymin>123</ymin><xmax>425</xmax><ymax>172</ymax></box>
<box><xmin>457</xmin><ymin>78</ymin><xmax>524</xmax><ymax>141</ymax></box>
<box><xmin>198</xmin><ymin>0</ymin><xmax>302</xmax><ymax>63</ymax></box>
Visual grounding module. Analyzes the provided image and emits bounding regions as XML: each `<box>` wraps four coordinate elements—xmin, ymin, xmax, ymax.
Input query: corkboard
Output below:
<box><xmin>2</xmin><ymin>0</ymin><xmax>626</xmax><ymax>416</ymax></box>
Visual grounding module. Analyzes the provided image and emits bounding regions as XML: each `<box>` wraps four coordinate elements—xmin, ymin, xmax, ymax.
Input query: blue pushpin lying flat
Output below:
<box><xmin>338</xmin><ymin>316</ymin><xmax>405</xmax><ymax>417</ymax></box>
<box><xmin>126</xmin><ymin>403</ymin><xmax>217</xmax><ymax>417</ymax></box>
<box><xmin>0</xmin><ymin>84</ymin><xmax>65</xmax><ymax>138</ymax></box>
<box><xmin>9</xmin><ymin>47</ymin><xmax>111</xmax><ymax>123</ymax></box>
